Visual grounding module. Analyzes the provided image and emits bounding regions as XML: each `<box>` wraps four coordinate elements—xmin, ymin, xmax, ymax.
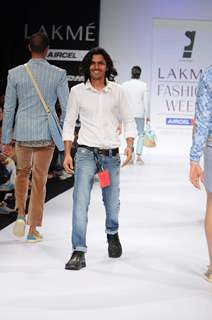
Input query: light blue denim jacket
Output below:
<box><xmin>1</xmin><ymin>59</ymin><xmax>69</xmax><ymax>144</ymax></box>
<box><xmin>190</xmin><ymin>66</ymin><xmax>212</xmax><ymax>162</ymax></box>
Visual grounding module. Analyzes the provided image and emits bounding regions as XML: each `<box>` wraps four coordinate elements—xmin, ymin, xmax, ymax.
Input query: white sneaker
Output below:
<box><xmin>0</xmin><ymin>201</ymin><xmax>11</xmax><ymax>214</ymax></box>
<box><xmin>136</xmin><ymin>158</ymin><xmax>144</xmax><ymax>165</ymax></box>
<box><xmin>26</xmin><ymin>231</ymin><xmax>43</xmax><ymax>243</ymax></box>
<box><xmin>13</xmin><ymin>215</ymin><xmax>26</xmax><ymax>237</ymax></box>
<box><xmin>203</xmin><ymin>268</ymin><xmax>212</xmax><ymax>282</ymax></box>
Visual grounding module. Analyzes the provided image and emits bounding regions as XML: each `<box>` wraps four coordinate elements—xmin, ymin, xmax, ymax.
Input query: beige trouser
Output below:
<box><xmin>15</xmin><ymin>144</ymin><xmax>54</xmax><ymax>227</ymax></box>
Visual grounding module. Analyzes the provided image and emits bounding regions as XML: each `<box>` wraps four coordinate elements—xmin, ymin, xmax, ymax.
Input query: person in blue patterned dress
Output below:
<box><xmin>190</xmin><ymin>66</ymin><xmax>212</xmax><ymax>282</ymax></box>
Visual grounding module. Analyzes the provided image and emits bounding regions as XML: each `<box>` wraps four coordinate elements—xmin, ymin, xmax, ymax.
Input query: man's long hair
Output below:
<box><xmin>79</xmin><ymin>47</ymin><xmax>118</xmax><ymax>83</ymax></box>
<box><xmin>29</xmin><ymin>32</ymin><xmax>49</xmax><ymax>53</ymax></box>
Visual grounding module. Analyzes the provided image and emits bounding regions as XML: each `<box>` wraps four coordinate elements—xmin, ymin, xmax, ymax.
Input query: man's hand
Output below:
<box><xmin>189</xmin><ymin>162</ymin><xmax>204</xmax><ymax>189</ymax></box>
<box><xmin>116</xmin><ymin>123</ymin><xmax>122</xmax><ymax>135</ymax></box>
<box><xmin>63</xmin><ymin>154</ymin><xmax>74</xmax><ymax>174</ymax></box>
<box><xmin>0</xmin><ymin>152</ymin><xmax>7</xmax><ymax>163</ymax></box>
<box><xmin>1</xmin><ymin>144</ymin><xmax>13</xmax><ymax>157</ymax></box>
<box><xmin>122</xmin><ymin>146</ymin><xmax>133</xmax><ymax>167</ymax></box>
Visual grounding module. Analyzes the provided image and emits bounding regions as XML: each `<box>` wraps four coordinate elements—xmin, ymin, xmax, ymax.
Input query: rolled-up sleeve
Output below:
<box><xmin>119</xmin><ymin>88</ymin><xmax>137</xmax><ymax>138</ymax></box>
<box><xmin>62</xmin><ymin>87</ymin><xmax>79</xmax><ymax>142</ymax></box>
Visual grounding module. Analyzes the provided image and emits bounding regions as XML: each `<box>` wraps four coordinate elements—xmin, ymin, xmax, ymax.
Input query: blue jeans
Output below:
<box><xmin>72</xmin><ymin>147</ymin><xmax>121</xmax><ymax>252</ymax></box>
<box><xmin>135</xmin><ymin>118</ymin><xmax>145</xmax><ymax>156</ymax></box>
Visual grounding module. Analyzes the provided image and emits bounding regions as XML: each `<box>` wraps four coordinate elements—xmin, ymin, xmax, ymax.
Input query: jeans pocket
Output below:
<box><xmin>76</xmin><ymin>147</ymin><xmax>94</xmax><ymax>163</ymax></box>
<box><xmin>77</xmin><ymin>147</ymin><xmax>93</xmax><ymax>155</ymax></box>
<box><xmin>112</xmin><ymin>154</ymin><xmax>121</xmax><ymax>166</ymax></box>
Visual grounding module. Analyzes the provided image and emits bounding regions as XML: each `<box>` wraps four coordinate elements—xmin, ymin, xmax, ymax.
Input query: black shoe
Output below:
<box><xmin>107</xmin><ymin>233</ymin><xmax>122</xmax><ymax>258</ymax></box>
<box><xmin>65</xmin><ymin>251</ymin><xmax>86</xmax><ymax>270</ymax></box>
<box><xmin>4</xmin><ymin>195</ymin><xmax>16</xmax><ymax>210</ymax></box>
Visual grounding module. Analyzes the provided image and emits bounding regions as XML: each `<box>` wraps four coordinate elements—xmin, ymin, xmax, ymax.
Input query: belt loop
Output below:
<box><xmin>109</xmin><ymin>149</ymin><xmax>112</xmax><ymax>157</ymax></box>
<box><xmin>93</xmin><ymin>148</ymin><xmax>103</xmax><ymax>172</ymax></box>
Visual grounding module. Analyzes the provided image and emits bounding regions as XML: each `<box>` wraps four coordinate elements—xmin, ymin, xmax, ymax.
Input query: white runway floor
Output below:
<box><xmin>1</xmin><ymin>145</ymin><xmax>212</xmax><ymax>319</ymax></box>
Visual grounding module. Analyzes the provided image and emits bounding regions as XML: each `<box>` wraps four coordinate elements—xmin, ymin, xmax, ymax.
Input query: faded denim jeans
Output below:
<box><xmin>135</xmin><ymin>117</ymin><xmax>145</xmax><ymax>156</ymax></box>
<box><xmin>71</xmin><ymin>147</ymin><xmax>121</xmax><ymax>252</ymax></box>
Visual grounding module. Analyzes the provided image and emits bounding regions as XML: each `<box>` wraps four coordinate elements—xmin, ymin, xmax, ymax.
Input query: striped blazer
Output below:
<box><xmin>1</xmin><ymin>58</ymin><xmax>69</xmax><ymax>144</ymax></box>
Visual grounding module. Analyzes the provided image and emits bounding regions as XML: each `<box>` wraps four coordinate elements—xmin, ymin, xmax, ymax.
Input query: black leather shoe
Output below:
<box><xmin>107</xmin><ymin>233</ymin><xmax>122</xmax><ymax>258</ymax></box>
<box><xmin>65</xmin><ymin>251</ymin><xmax>86</xmax><ymax>270</ymax></box>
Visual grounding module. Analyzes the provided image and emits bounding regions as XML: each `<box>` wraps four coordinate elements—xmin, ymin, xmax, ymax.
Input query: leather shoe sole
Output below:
<box><xmin>65</xmin><ymin>261</ymin><xmax>86</xmax><ymax>270</ymax></box>
<box><xmin>108</xmin><ymin>249</ymin><xmax>122</xmax><ymax>258</ymax></box>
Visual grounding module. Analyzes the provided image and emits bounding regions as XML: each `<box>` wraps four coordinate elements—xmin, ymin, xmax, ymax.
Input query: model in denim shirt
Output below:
<box><xmin>189</xmin><ymin>66</ymin><xmax>212</xmax><ymax>282</ymax></box>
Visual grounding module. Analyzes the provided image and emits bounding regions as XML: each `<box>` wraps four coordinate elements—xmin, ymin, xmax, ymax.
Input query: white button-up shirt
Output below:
<box><xmin>62</xmin><ymin>80</ymin><xmax>136</xmax><ymax>148</ymax></box>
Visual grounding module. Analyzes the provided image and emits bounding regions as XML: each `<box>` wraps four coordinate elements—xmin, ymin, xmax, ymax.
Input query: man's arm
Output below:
<box><xmin>143</xmin><ymin>83</ymin><xmax>150</xmax><ymax>123</ymax></box>
<box><xmin>62</xmin><ymin>86</ymin><xmax>80</xmax><ymax>173</ymax></box>
<box><xmin>190</xmin><ymin>74</ymin><xmax>212</xmax><ymax>163</ymax></box>
<box><xmin>119</xmin><ymin>88</ymin><xmax>137</xmax><ymax>138</ymax></box>
<box><xmin>189</xmin><ymin>161</ymin><xmax>204</xmax><ymax>189</ymax></box>
<box><xmin>1</xmin><ymin>72</ymin><xmax>17</xmax><ymax>145</ymax></box>
<box><xmin>189</xmin><ymin>72</ymin><xmax>212</xmax><ymax>189</ymax></box>
<box><xmin>118</xmin><ymin>88</ymin><xmax>136</xmax><ymax>166</ymax></box>
<box><xmin>62</xmin><ymin>87</ymin><xmax>79</xmax><ymax>143</ymax></box>
<box><xmin>56</xmin><ymin>70</ymin><xmax>69</xmax><ymax>127</ymax></box>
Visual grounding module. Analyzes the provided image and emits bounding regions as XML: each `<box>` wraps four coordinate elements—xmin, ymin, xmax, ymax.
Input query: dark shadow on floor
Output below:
<box><xmin>0</xmin><ymin>176</ymin><xmax>74</xmax><ymax>230</ymax></box>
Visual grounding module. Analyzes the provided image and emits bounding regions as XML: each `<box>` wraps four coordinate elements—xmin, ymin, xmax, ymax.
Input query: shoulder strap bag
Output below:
<box><xmin>24</xmin><ymin>63</ymin><xmax>64</xmax><ymax>151</ymax></box>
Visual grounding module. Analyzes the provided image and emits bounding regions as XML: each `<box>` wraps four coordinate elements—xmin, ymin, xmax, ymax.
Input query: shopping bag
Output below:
<box><xmin>143</xmin><ymin>124</ymin><xmax>157</xmax><ymax>148</ymax></box>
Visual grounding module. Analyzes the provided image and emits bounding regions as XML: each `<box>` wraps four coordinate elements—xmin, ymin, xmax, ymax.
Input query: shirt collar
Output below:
<box><xmin>85</xmin><ymin>79</ymin><xmax>112</xmax><ymax>93</ymax></box>
<box><xmin>28</xmin><ymin>58</ymin><xmax>48</xmax><ymax>64</ymax></box>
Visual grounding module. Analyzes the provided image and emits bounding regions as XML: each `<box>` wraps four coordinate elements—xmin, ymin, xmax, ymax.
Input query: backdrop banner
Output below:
<box><xmin>151</xmin><ymin>19</ymin><xmax>212</xmax><ymax>135</ymax></box>
<box><xmin>0</xmin><ymin>1</ymin><xmax>100</xmax><ymax>217</ymax></box>
<box><xmin>0</xmin><ymin>0</ymin><xmax>100</xmax><ymax>93</ymax></box>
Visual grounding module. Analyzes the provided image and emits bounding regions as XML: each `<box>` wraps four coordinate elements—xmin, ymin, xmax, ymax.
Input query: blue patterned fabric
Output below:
<box><xmin>190</xmin><ymin>66</ymin><xmax>212</xmax><ymax>162</ymax></box>
<box><xmin>1</xmin><ymin>59</ymin><xmax>69</xmax><ymax>144</ymax></box>
<box><xmin>204</xmin><ymin>140</ymin><xmax>212</xmax><ymax>192</ymax></box>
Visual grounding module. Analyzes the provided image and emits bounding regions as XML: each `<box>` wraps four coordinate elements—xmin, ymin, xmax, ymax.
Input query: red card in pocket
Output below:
<box><xmin>98</xmin><ymin>170</ymin><xmax>110</xmax><ymax>188</ymax></box>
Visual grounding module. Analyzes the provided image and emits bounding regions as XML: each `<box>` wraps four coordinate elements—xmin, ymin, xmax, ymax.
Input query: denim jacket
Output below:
<box><xmin>190</xmin><ymin>66</ymin><xmax>212</xmax><ymax>162</ymax></box>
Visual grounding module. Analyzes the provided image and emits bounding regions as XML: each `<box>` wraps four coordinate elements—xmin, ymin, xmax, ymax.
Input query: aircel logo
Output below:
<box><xmin>183</xmin><ymin>31</ymin><xmax>196</xmax><ymax>59</ymax></box>
<box><xmin>166</xmin><ymin>118</ymin><xmax>193</xmax><ymax>126</ymax></box>
<box><xmin>47</xmin><ymin>49</ymin><xmax>88</xmax><ymax>61</ymax></box>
